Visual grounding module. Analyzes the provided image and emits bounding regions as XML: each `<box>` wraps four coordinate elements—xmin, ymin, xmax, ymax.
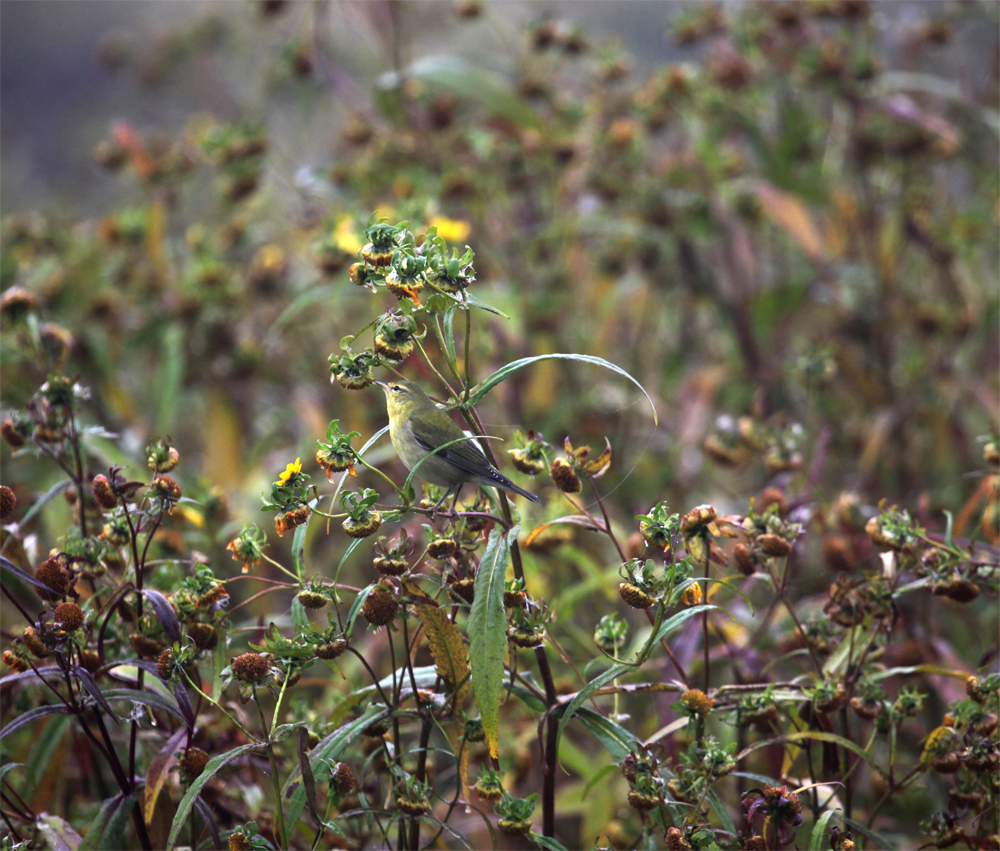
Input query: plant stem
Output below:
<box><xmin>253</xmin><ymin>686</ymin><xmax>289</xmax><ymax>851</ymax></box>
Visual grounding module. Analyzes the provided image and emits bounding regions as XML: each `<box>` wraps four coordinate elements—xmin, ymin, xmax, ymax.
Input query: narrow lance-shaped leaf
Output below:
<box><xmin>466</xmin><ymin>354</ymin><xmax>658</xmax><ymax>425</ymax></box>
<box><xmin>143</xmin><ymin>727</ymin><xmax>187</xmax><ymax>824</ymax></box>
<box><xmin>467</xmin><ymin>525</ymin><xmax>518</xmax><ymax>760</ymax></box>
<box><xmin>166</xmin><ymin>743</ymin><xmax>266</xmax><ymax>849</ymax></box>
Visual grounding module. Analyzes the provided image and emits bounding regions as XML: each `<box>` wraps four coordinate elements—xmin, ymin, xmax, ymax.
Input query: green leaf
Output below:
<box><xmin>468</xmin><ymin>525</ymin><xmax>518</xmax><ymax>760</ymax></box>
<box><xmin>574</xmin><ymin>707</ymin><xmax>635</xmax><ymax>762</ymax></box>
<box><xmin>556</xmin><ymin>663</ymin><xmax>634</xmax><ymax>750</ymax></box>
<box><xmin>78</xmin><ymin>790</ymin><xmax>141</xmax><ymax>851</ymax></box>
<box><xmin>441</xmin><ymin>304</ymin><xmax>460</xmax><ymax>370</ymax></box>
<box><xmin>291</xmin><ymin>596</ymin><xmax>311</xmax><ymax>636</ymax></box>
<box><xmin>166</xmin><ymin>743</ymin><xmax>266</xmax><ymax>849</ymax></box>
<box><xmin>830</xmin><ymin>813</ymin><xmax>894</xmax><ymax>850</ymax></box>
<box><xmin>36</xmin><ymin>813</ymin><xmax>83</xmax><ymax>851</ymax></box>
<box><xmin>281</xmin><ymin>704</ymin><xmax>387</xmax><ymax>831</ymax></box>
<box><xmin>292</xmin><ymin>519</ymin><xmax>309</xmax><ymax>581</ymax></box>
<box><xmin>651</xmin><ymin>604</ymin><xmax>722</xmax><ymax>645</ymax></box>
<box><xmin>705</xmin><ymin>788</ymin><xmax>736</xmax><ymax>838</ymax></box>
<box><xmin>809</xmin><ymin>808</ymin><xmax>839</xmax><ymax>851</ymax></box>
<box><xmin>467</xmin><ymin>354</ymin><xmax>658</xmax><ymax>425</ymax></box>
<box><xmin>531</xmin><ymin>833</ymin><xmax>569</xmax><ymax>851</ymax></box>
<box><xmin>345</xmin><ymin>585</ymin><xmax>375</xmax><ymax>639</ymax></box>
<box><xmin>155</xmin><ymin>322</ymin><xmax>185</xmax><ymax>435</ymax></box>
<box><xmin>0</xmin><ymin>704</ymin><xmax>74</xmax><ymax>740</ymax></box>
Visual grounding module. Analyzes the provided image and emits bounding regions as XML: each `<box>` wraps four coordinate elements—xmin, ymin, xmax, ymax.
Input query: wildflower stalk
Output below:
<box><xmin>252</xmin><ymin>683</ymin><xmax>289</xmax><ymax>851</ymax></box>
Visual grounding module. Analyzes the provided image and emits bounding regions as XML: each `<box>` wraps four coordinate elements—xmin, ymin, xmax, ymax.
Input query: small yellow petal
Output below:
<box><xmin>428</xmin><ymin>216</ymin><xmax>470</xmax><ymax>243</ymax></box>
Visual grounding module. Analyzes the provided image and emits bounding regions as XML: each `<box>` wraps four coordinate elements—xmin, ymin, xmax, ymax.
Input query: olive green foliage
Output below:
<box><xmin>1</xmin><ymin>3</ymin><xmax>998</xmax><ymax>851</ymax></box>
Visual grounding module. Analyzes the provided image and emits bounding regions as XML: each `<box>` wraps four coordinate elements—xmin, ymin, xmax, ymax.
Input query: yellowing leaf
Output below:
<box><xmin>412</xmin><ymin>598</ymin><xmax>470</xmax><ymax>710</ymax></box>
<box><xmin>750</xmin><ymin>181</ymin><xmax>825</xmax><ymax>260</ymax></box>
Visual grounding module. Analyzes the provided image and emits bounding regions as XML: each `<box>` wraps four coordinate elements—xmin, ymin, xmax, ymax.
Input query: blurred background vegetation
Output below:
<box><xmin>1</xmin><ymin>1</ymin><xmax>998</xmax><ymax>847</ymax></box>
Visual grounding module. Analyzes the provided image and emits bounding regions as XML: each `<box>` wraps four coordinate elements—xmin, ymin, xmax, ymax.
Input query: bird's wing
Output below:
<box><xmin>411</xmin><ymin>417</ymin><xmax>494</xmax><ymax>478</ymax></box>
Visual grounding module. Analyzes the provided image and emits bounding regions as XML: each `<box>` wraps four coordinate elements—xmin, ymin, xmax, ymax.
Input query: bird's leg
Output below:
<box><xmin>428</xmin><ymin>485</ymin><xmax>456</xmax><ymax>517</ymax></box>
<box><xmin>449</xmin><ymin>484</ymin><xmax>465</xmax><ymax>515</ymax></box>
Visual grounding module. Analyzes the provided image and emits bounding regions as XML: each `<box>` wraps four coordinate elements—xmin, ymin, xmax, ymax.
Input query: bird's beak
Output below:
<box><xmin>374</xmin><ymin>380</ymin><xmax>389</xmax><ymax>390</ymax></box>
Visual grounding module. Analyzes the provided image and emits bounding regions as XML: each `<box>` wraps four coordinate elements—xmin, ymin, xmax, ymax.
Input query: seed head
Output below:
<box><xmin>0</xmin><ymin>485</ymin><xmax>16</xmax><ymax>520</ymax></box>
<box><xmin>316</xmin><ymin>639</ymin><xmax>347</xmax><ymax>660</ymax></box>
<box><xmin>1</xmin><ymin>419</ymin><xmax>27</xmax><ymax>448</ymax></box>
<box><xmin>427</xmin><ymin>538</ymin><xmax>457</xmax><ymax>559</ymax></box>
<box><xmin>229</xmin><ymin>833</ymin><xmax>251</xmax><ymax>851</ymax></box>
<box><xmin>179</xmin><ymin>747</ymin><xmax>210</xmax><ymax>779</ymax></box>
<box><xmin>342</xmin><ymin>510</ymin><xmax>382</xmax><ymax>539</ymax></box>
<box><xmin>680</xmin><ymin>688</ymin><xmax>714</xmax><ymax>716</ymax></box>
<box><xmin>619</xmin><ymin>582</ymin><xmax>655</xmax><ymax>609</ymax></box>
<box><xmin>157</xmin><ymin>648</ymin><xmax>175</xmax><ymax>680</ymax></box>
<box><xmin>129</xmin><ymin>633</ymin><xmax>166</xmax><ymax>658</ymax></box>
<box><xmin>2</xmin><ymin>650</ymin><xmax>28</xmax><ymax>673</ymax></box>
<box><xmin>149</xmin><ymin>475</ymin><xmax>182</xmax><ymax>502</ymax></box>
<box><xmin>297</xmin><ymin>591</ymin><xmax>327</xmax><ymax>609</ymax></box>
<box><xmin>232</xmin><ymin>652</ymin><xmax>269</xmax><ymax>683</ymax></box>
<box><xmin>91</xmin><ymin>475</ymin><xmax>119</xmax><ymax>510</ymax></box>
<box><xmin>759</xmin><ymin>534</ymin><xmax>792</xmax><ymax>558</ymax></box>
<box><xmin>21</xmin><ymin>627</ymin><xmax>50</xmax><ymax>658</ymax></box>
<box><xmin>187</xmin><ymin>621</ymin><xmax>217</xmax><ymax>649</ymax></box>
<box><xmin>79</xmin><ymin>649</ymin><xmax>102</xmax><ymax>673</ymax></box>
<box><xmin>549</xmin><ymin>457</ymin><xmax>581</xmax><ymax>493</ymax></box>
<box><xmin>362</xmin><ymin>584</ymin><xmax>398</xmax><ymax>627</ymax></box>
<box><xmin>54</xmin><ymin>602</ymin><xmax>85</xmax><ymax>632</ymax></box>
<box><xmin>275</xmin><ymin>504</ymin><xmax>311</xmax><ymax>537</ymax></box>
<box><xmin>332</xmin><ymin>762</ymin><xmax>355</xmax><ymax>794</ymax></box>
<box><xmin>35</xmin><ymin>556</ymin><xmax>71</xmax><ymax>601</ymax></box>
<box><xmin>679</xmin><ymin>504</ymin><xmax>718</xmax><ymax>535</ymax></box>
<box><xmin>734</xmin><ymin>543</ymin><xmax>756</xmax><ymax>576</ymax></box>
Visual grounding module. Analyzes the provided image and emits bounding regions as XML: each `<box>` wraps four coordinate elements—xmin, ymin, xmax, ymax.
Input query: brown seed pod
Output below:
<box><xmin>361</xmin><ymin>584</ymin><xmax>398</xmax><ymax>627</ymax></box>
<box><xmin>229</xmin><ymin>833</ymin><xmax>251</xmax><ymax>851</ymax></box>
<box><xmin>759</xmin><ymin>534</ymin><xmax>792</xmax><ymax>558</ymax></box>
<box><xmin>448</xmin><ymin>578</ymin><xmax>475</xmax><ymax>605</ymax></box>
<box><xmin>0</xmin><ymin>485</ymin><xmax>16</xmax><ymax>520</ymax></box>
<box><xmin>79</xmin><ymin>649</ymin><xmax>102</xmax><ymax>674</ymax></box>
<box><xmin>129</xmin><ymin>633</ymin><xmax>166</xmax><ymax>659</ymax></box>
<box><xmin>232</xmin><ymin>652</ymin><xmax>269</xmax><ymax>683</ymax></box>
<box><xmin>156</xmin><ymin>648</ymin><xmax>174</xmax><ymax>680</ymax></box>
<box><xmin>497</xmin><ymin>818</ymin><xmax>533</xmax><ymax>837</ymax></box>
<box><xmin>297</xmin><ymin>591</ymin><xmax>327</xmax><ymax>610</ymax></box>
<box><xmin>316</xmin><ymin>639</ymin><xmax>347</xmax><ymax>660</ymax></box>
<box><xmin>549</xmin><ymin>457</ymin><xmax>581</xmax><ymax>493</ymax></box>
<box><xmin>91</xmin><ymin>475</ymin><xmax>118</xmax><ymax>510</ymax></box>
<box><xmin>679</xmin><ymin>504</ymin><xmax>718</xmax><ymax>535</ymax></box>
<box><xmin>53</xmin><ymin>602</ymin><xmax>85</xmax><ymax>632</ymax></box>
<box><xmin>627</xmin><ymin>790</ymin><xmax>660</xmax><ymax>811</ymax></box>
<box><xmin>34</xmin><ymin>556</ymin><xmax>70</xmax><ymax>601</ymax></box>
<box><xmin>21</xmin><ymin>627</ymin><xmax>50</xmax><ymax>659</ymax></box>
<box><xmin>619</xmin><ymin>583</ymin><xmax>655</xmax><ymax>609</ymax></box>
<box><xmin>187</xmin><ymin>621</ymin><xmax>217</xmax><ymax>650</ymax></box>
<box><xmin>428</xmin><ymin>538</ymin><xmax>457</xmax><ymax>559</ymax></box>
<box><xmin>734</xmin><ymin>543</ymin><xmax>756</xmax><ymax>576</ymax></box>
<box><xmin>179</xmin><ymin>747</ymin><xmax>210</xmax><ymax>779</ymax></box>
<box><xmin>332</xmin><ymin>762</ymin><xmax>355</xmax><ymax>794</ymax></box>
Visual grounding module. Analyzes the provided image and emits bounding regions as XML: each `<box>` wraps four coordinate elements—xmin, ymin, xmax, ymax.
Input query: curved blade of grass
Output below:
<box><xmin>575</xmin><ymin>706</ymin><xmax>635</xmax><ymax>762</ymax></box>
<box><xmin>737</xmin><ymin>730</ymin><xmax>876</xmax><ymax>771</ymax></box>
<box><xmin>466</xmin><ymin>354</ymin><xmax>657</xmax><ymax>425</ymax></box>
<box><xmin>555</xmin><ymin>663</ymin><xmax>634</xmax><ymax>750</ymax></box>
<box><xmin>0</xmin><ymin>704</ymin><xmax>73</xmax><ymax>740</ymax></box>
<box><xmin>651</xmin><ymin>603</ymin><xmax>721</xmax><ymax>645</ymax></box>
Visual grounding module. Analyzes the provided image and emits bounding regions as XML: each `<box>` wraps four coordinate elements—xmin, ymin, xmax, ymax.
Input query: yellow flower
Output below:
<box><xmin>429</xmin><ymin>216</ymin><xmax>471</xmax><ymax>243</ymax></box>
<box><xmin>277</xmin><ymin>457</ymin><xmax>302</xmax><ymax>486</ymax></box>
<box><xmin>333</xmin><ymin>216</ymin><xmax>362</xmax><ymax>254</ymax></box>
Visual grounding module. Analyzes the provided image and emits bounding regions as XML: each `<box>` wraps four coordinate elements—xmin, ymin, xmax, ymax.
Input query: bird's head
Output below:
<box><xmin>375</xmin><ymin>380</ymin><xmax>432</xmax><ymax>420</ymax></box>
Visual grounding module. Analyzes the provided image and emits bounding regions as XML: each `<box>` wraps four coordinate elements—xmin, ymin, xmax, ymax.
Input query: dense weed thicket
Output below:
<box><xmin>1</xmin><ymin>2</ymin><xmax>997</xmax><ymax>850</ymax></box>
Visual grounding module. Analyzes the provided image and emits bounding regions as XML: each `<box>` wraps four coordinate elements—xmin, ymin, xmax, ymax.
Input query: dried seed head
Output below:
<box><xmin>549</xmin><ymin>457</ymin><xmax>581</xmax><ymax>493</ymax></box>
<box><xmin>79</xmin><ymin>649</ymin><xmax>102</xmax><ymax>673</ymax></box>
<box><xmin>0</xmin><ymin>485</ymin><xmax>16</xmax><ymax>520</ymax></box>
<box><xmin>297</xmin><ymin>591</ymin><xmax>327</xmax><ymax>609</ymax></box>
<box><xmin>619</xmin><ymin>582</ymin><xmax>655</xmax><ymax>609</ymax></box>
<box><xmin>275</xmin><ymin>504</ymin><xmax>311</xmax><ymax>537</ymax></box>
<box><xmin>156</xmin><ymin>648</ymin><xmax>174</xmax><ymax>680</ymax></box>
<box><xmin>179</xmin><ymin>747</ymin><xmax>210</xmax><ymax>779</ymax></box>
<box><xmin>129</xmin><ymin>633</ymin><xmax>166</xmax><ymax>658</ymax></box>
<box><xmin>229</xmin><ymin>833</ymin><xmax>251</xmax><ymax>851</ymax></box>
<box><xmin>149</xmin><ymin>475</ymin><xmax>182</xmax><ymax>501</ymax></box>
<box><xmin>316</xmin><ymin>639</ymin><xmax>347</xmax><ymax>660</ymax></box>
<box><xmin>734</xmin><ymin>543</ymin><xmax>756</xmax><ymax>576</ymax></box>
<box><xmin>54</xmin><ymin>602</ymin><xmax>85</xmax><ymax>632</ymax></box>
<box><xmin>627</xmin><ymin>790</ymin><xmax>660</xmax><ymax>811</ymax></box>
<box><xmin>680</xmin><ymin>688</ymin><xmax>714</xmax><ymax>716</ymax></box>
<box><xmin>498</xmin><ymin>818</ymin><xmax>533</xmax><ymax>837</ymax></box>
<box><xmin>187</xmin><ymin>621</ymin><xmax>217</xmax><ymax>650</ymax></box>
<box><xmin>427</xmin><ymin>538</ymin><xmax>457</xmax><ymax>559</ymax></box>
<box><xmin>759</xmin><ymin>534</ymin><xmax>792</xmax><ymax>558</ymax></box>
<box><xmin>35</xmin><ymin>556</ymin><xmax>70</xmax><ymax>601</ymax></box>
<box><xmin>362</xmin><ymin>584</ymin><xmax>398</xmax><ymax>627</ymax></box>
<box><xmin>232</xmin><ymin>652</ymin><xmax>269</xmax><ymax>683</ymax></box>
<box><xmin>680</xmin><ymin>504</ymin><xmax>718</xmax><ymax>535</ymax></box>
<box><xmin>449</xmin><ymin>578</ymin><xmax>475</xmax><ymax>605</ymax></box>
<box><xmin>21</xmin><ymin>627</ymin><xmax>50</xmax><ymax>658</ymax></box>
<box><xmin>332</xmin><ymin>762</ymin><xmax>355</xmax><ymax>794</ymax></box>
<box><xmin>665</xmin><ymin>827</ymin><xmax>693</xmax><ymax>851</ymax></box>
<box><xmin>503</xmin><ymin>590</ymin><xmax>527</xmax><ymax>608</ymax></box>
<box><xmin>2</xmin><ymin>650</ymin><xmax>27</xmax><ymax>673</ymax></box>
<box><xmin>342</xmin><ymin>510</ymin><xmax>382</xmax><ymax>539</ymax></box>
<box><xmin>91</xmin><ymin>475</ymin><xmax>119</xmax><ymax>510</ymax></box>
<box><xmin>1</xmin><ymin>419</ymin><xmax>27</xmax><ymax>448</ymax></box>
<box><xmin>681</xmin><ymin>583</ymin><xmax>703</xmax><ymax>607</ymax></box>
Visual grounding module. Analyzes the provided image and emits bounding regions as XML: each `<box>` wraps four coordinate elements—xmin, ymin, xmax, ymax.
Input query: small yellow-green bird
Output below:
<box><xmin>376</xmin><ymin>380</ymin><xmax>540</xmax><ymax>508</ymax></box>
